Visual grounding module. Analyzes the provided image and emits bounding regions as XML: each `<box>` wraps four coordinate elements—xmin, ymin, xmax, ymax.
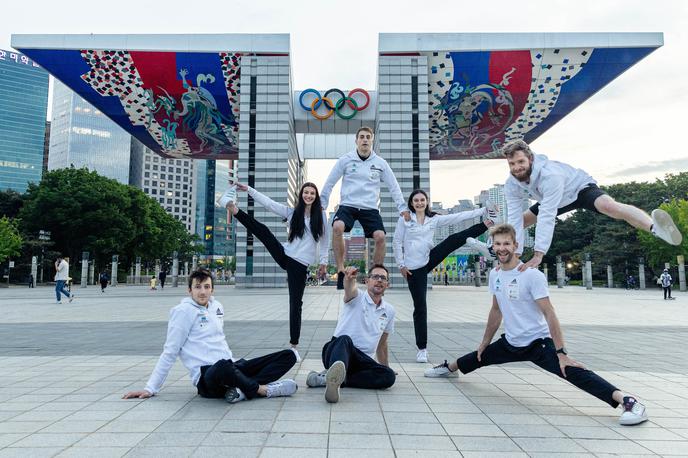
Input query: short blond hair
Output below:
<box><xmin>489</xmin><ymin>224</ymin><xmax>517</xmax><ymax>243</ymax></box>
<box><xmin>502</xmin><ymin>139</ymin><xmax>532</xmax><ymax>160</ymax></box>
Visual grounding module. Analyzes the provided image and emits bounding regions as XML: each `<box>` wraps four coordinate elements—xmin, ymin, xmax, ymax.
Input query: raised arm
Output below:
<box><xmin>320</xmin><ymin>158</ymin><xmax>346</xmax><ymax>210</ymax></box>
<box><xmin>505</xmin><ymin>180</ymin><xmax>526</xmax><ymax>254</ymax></box>
<box><xmin>342</xmin><ymin>266</ymin><xmax>359</xmax><ymax>303</ymax></box>
<box><xmin>381</xmin><ymin>160</ymin><xmax>408</xmax><ymax>214</ymax></box>
<box><xmin>123</xmin><ymin>308</ymin><xmax>192</xmax><ymax>398</ymax></box>
<box><xmin>247</xmin><ymin>187</ymin><xmax>291</xmax><ymax>219</ymax></box>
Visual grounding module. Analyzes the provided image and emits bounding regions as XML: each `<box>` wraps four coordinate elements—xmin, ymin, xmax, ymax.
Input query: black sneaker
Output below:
<box><xmin>224</xmin><ymin>386</ymin><xmax>246</xmax><ymax>404</ymax></box>
<box><xmin>336</xmin><ymin>271</ymin><xmax>344</xmax><ymax>290</ymax></box>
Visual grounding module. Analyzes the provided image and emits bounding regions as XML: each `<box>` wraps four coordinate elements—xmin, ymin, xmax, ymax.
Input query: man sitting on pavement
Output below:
<box><xmin>424</xmin><ymin>224</ymin><xmax>649</xmax><ymax>426</ymax></box>
<box><xmin>307</xmin><ymin>265</ymin><xmax>396</xmax><ymax>403</ymax></box>
<box><xmin>123</xmin><ymin>268</ymin><xmax>298</xmax><ymax>403</ymax></box>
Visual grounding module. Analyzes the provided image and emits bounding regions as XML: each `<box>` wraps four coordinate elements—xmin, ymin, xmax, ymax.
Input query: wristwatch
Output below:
<box><xmin>556</xmin><ymin>347</ymin><xmax>567</xmax><ymax>355</ymax></box>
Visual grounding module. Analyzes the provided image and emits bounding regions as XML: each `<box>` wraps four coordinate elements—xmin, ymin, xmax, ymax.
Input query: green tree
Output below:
<box><xmin>0</xmin><ymin>189</ymin><xmax>25</xmax><ymax>218</ymax></box>
<box><xmin>18</xmin><ymin>167</ymin><xmax>202</xmax><ymax>273</ymax></box>
<box><xmin>638</xmin><ymin>199</ymin><xmax>688</xmax><ymax>266</ymax></box>
<box><xmin>0</xmin><ymin>217</ymin><xmax>23</xmax><ymax>264</ymax></box>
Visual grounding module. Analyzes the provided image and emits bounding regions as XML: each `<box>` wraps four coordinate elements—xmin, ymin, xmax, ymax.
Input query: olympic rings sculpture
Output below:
<box><xmin>299</xmin><ymin>88</ymin><xmax>370</xmax><ymax>120</ymax></box>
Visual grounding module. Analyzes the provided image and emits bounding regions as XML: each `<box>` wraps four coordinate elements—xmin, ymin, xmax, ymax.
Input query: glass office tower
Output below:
<box><xmin>0</xmin><ymin>49</ymin><xmax>49</xmax><ymax>192</ymax></box>
<box><xmin>48</xmin><ymin>79</ymin><xmax>132</xmax><ymax>184</ymax></box>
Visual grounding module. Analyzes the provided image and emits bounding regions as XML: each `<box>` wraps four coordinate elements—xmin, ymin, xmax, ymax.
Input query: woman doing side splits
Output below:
<box><xmin>222</xmin><ymin>182</ymin><xmax>328</xmax><ymax>361</ymax></box>
<box><xmin>393</xmin><ymin>190</ymin><xmax>500</xmax><ymax>363</ymax></box>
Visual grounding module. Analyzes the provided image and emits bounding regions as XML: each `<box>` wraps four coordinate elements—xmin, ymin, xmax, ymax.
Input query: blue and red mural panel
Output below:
<box><xmin>15</xmin><ymin>48</ymin><xmax>245</xmax><ymax>159</ymax></box>
<box><xmin>414</xmin><ymin>46</ymin><xmax>657</xmax><ymax>159</ymax></box>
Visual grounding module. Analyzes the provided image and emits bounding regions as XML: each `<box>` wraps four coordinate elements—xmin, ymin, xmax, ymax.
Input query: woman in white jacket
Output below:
<box><xmin>393</xmin><ymin>189</ymin><xmax>499</xmax><ymax>363</ymax></box>
<box><xmin>222</xmin><ymin>182</ymin><xmax>328</xmax><ymax>361</ymax></box>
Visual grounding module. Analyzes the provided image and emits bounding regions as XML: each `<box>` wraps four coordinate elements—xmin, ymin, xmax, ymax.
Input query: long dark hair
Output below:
<box><xmin>408</xmin><ymin>189</ymin><xmax>437</xmax><ymax>218</ymax></box>
<box><xmin>289</xmin><ymin>182</ymin><xmax>325</xmax><ymax>243</ymax></box>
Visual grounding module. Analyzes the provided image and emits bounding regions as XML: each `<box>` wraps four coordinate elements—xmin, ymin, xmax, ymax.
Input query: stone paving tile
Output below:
<box><xmin>0</xmin><ymin>447</ymin><xmax>66</xmax><ymax>457</ymax></box>
<box><xmin>191</xmin><ymin>446</ymin><xmax>260</xmax><ymax>458</ymax></box>
<box><xmin>327</xmin><ymin>433</ymin><xmax>392</xmax><ymax>449</ymax></box>
<box><xmin>55</xmin><ymin>447</ymin><xmax>129</xmax><ymax>457</ymax></box>
<box><xmin>634</xmin><ymin>440</ymin><xmax>688</xmax><ymax>455</ymax></box>
<box><xmin>451</xmin><ymin>436</ymin><xmax>522</xmax><ymax>452</ymax></box>
<box><xmin>329</xmin><ymin>421</ymin><xmax>387</xmax><ymax>434</ymax></box>
<box><xmin>9</xmin><ymin>433</ymin><xmax>87</xmax><ymax>448</ymax></box>
<box><xmin>259</xmin><ymin>447</ymin><xmax>327</xmax><ymax>457</ymax></box>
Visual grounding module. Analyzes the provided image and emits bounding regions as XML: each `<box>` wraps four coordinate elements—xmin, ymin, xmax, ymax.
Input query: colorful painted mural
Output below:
<box><xmin>422</xmin><ymin>47</ymin><xmax>657</xmax><ymax>159</ymax></box>
<box><xmin>16</xmin><ymin>48</ymin><xmax>244</xmax><ymax>159</ymax></box>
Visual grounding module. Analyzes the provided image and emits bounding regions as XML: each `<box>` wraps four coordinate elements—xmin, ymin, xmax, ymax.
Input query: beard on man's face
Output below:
<box><xmin>512</xmin><ymin>164</ymin><xmax>532</xmax><ymax>182</ymax></box>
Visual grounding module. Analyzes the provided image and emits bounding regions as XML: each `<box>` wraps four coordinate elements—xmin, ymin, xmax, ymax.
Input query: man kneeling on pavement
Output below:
<box><xmin>307</xmin><ymin>265</ymin><xmax>396</xmax><ymax>403</ymax></box>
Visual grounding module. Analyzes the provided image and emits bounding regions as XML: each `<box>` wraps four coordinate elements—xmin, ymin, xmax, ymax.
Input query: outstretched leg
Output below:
<box><xmin>426</xmin><ymin>223</ymin><xmax>489</xmax><ymax>271</ymax></box>
<box><xmin>232</xmin><ymin>208</ymin><xmax>289</xmax><ymax>269</ymax></box>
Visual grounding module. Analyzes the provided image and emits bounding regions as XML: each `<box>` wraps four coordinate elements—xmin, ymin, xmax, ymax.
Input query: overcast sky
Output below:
<box><xmin>2</xmin><ymin>0</ymin><xmax>686</xmax><ymax>208</ymax></box>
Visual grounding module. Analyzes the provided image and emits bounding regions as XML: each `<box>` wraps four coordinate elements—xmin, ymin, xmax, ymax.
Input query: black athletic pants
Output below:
<box><xmin>456</xmin><ymin>335</ymin><xmax>620</xmax><ymax>407</ymax></box>
<box><xmin>406</xmin><ymin>223</ymin><xmax>488</xmax><ymax>349</ymax></box>
<box><xmin>197</xmin><ymin>349</ymin><xmax>296</xmax><ymax>399</ymax></box>
<box><xmin>322</xmin><ymin>335</ymin><xmax>395</xmax><ymax>389</ymax></box>
<box><xmin>235</xmin><ymin>209</ymin><xmax>308</xmax><ymax>345</ymax></box>
<box><xmin>663</xmin><ymin>286</ymin><xmax>672</xmax><ymax>299</ymax></box>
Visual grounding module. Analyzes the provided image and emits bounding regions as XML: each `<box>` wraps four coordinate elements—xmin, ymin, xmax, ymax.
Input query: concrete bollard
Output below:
<box><xmin>80</xmin><ymin>252</ymin><xmax>89</xmax><ymax>288</ymax></box>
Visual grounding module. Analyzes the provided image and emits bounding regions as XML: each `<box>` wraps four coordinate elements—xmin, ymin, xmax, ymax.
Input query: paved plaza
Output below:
<box><xmin>0</xmin><ymin>282</ymin><xmax>687</xmax><ymax>457</ymax></box>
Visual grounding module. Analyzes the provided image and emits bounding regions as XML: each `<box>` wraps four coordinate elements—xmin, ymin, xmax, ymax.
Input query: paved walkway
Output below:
<box><xmin>0</xmin><ymin>284</ymin><xmax>686</xmax><ymax>457</ymax></box>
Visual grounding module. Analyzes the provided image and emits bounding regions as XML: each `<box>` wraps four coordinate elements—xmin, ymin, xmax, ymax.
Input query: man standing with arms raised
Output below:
<box><xmin>320</xmin><ymin>126</ymin><xmax>409</xmax><ymax>289</ymax></box>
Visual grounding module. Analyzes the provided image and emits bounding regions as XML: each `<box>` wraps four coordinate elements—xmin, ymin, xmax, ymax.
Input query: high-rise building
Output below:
<box><xmin>129</xmin><ymin>142</ymin><xmax>197</xmax><ymax>234</ymax></box>
<box><xmin>48</xmin><ymin>79</ymin><xmax>133</xmax><ymax>184</ymax></box>
<box><xmin>43</xmin><ymin>121</ymin><xmax>50</xmax><ymax>173</ymax></box>
<box><xmin>195</xmin><ymin>159</ymin><xmax>237</xmax><ymax>260</ymax></box>
<box><xmin>0</xmin><ymin>49</ymin><xmax>49</xmax><ymax>192</ymax></box>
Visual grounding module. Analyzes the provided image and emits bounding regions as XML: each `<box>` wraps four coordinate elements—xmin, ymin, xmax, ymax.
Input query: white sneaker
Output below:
<box><xmin>306</xmin><ymin>370</ymin><xmax>327</xmax><ymax>387</ymax></box>
<box><xmin>325</xmin><ymin>361</ymin><xmax>346</xmax><ymax>403</ymax></box>
<box><xmin>69</xmin><ymin>295</ymin><xmax>74</xmax><ymax>303</ymax></box>
<box><xmin>416</xmin><ymin>349</ymin><xmax>428</xmax><ymax>363</ymax></box>
<box><xmin>651</xmin><ymin>209</ymin><xmax>682</xmax><ymax>245</ymax></box>
<box><xmin>466</xmin><ymin>237</ymin><xmax>495</xmax><ymax>260</ymax></box>
<box><xmin>484</xmin><ymin>199</ymin><xmax>502</xmax><ymax>225</ymax></box>
<box><xmin>291</xmin><ymin>347</ymin><xmax>301</xmax><ymax>363</ymax></box>
<box><xmin>619</xmin><ymin>396</ymin><xmax>648</xmax><ymax>426</ymax></box>
<box><xmin>217</xmin><ymin>186</ymin><xmax>237</xmax><ymax>208</ymax></box>
<box><xmin>265</xmin><ymin>379</ymin><xmax>298</xmax><ymax>398</ymax></box>
<box><xmin>424</xmin><ymin>360</ymin><xmax>457</xmax><ymax>378</ymax></box>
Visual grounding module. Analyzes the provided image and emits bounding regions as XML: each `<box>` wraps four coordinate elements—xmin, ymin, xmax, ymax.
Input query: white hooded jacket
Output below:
<box><xmin>505</xmin><ymin>153</ymin><xmax>595</xmax><ymax>255</ymax></box>
<box><xmin>144</xmin><ymin>297</ymin><xmax>232</xmax><ymax>394</ymax></box>
<box><xmin>320</xmin><ymin>149</ymin><xmax>406</xmax><ymax>213</ymax></box>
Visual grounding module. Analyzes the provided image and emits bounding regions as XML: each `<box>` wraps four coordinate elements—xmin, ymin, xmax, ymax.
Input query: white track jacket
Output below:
<box><xmin>505</xmin><ymin>153</ymin><xmax>595</xmax><ymax>255</ymax></box>
<box><xmin>145</xmin><ymin>297</ymin><xmax>232</xmax><ymax>394</ymax></box>
<box><xmin>320</xmin><ymin>150</ymin><xmax>406</xmax><ymax>213</ymax></box>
